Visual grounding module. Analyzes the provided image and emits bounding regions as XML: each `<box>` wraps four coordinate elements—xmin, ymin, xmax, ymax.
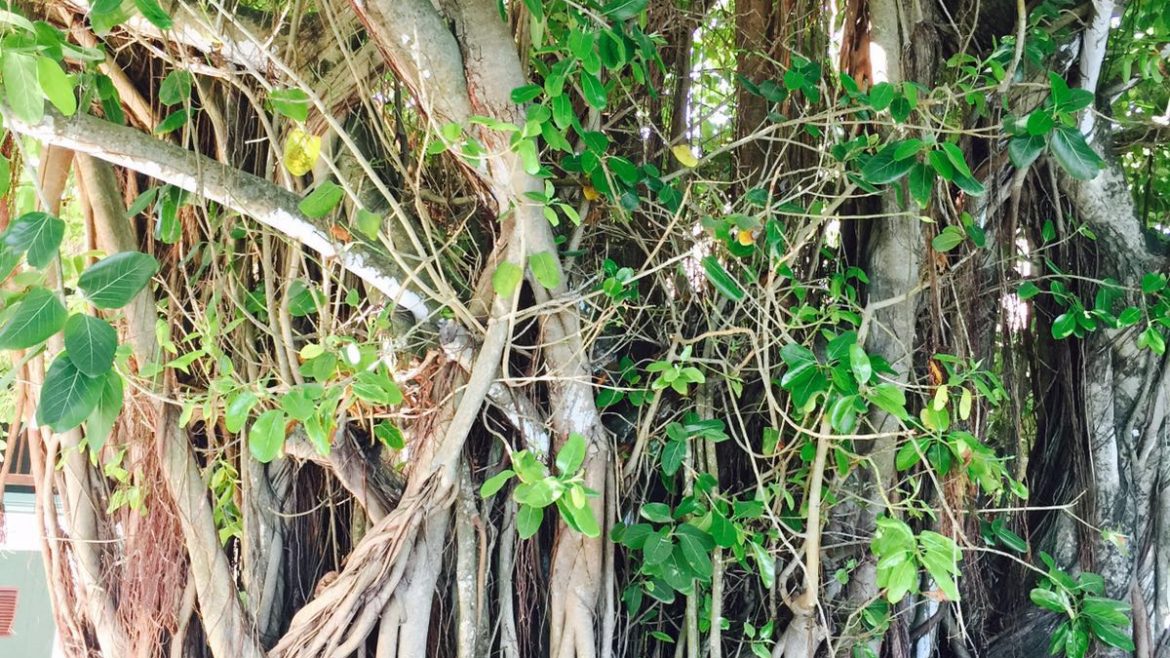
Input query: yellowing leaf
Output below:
<box><xmin>582</xmin><ymin>185</ymin><xmax>601</xmax><ymax>201</ymax></box>
<box><xmin>283</xmin><ymin>128</ymin><xmax>321</xmax><ymax>176</ymax></box>
<box><xmin>671</xmin><ymin>144</ymin><xmax>699</xmax><ymax>168</ymax></box>
<box><xmin>736</xmin><ymin>229</ymin><xmax>755</xmax><ymax>246</ymax></box>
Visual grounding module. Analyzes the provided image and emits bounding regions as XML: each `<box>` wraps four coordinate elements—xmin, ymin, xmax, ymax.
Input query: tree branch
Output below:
<box><xmin>2</xmin><ymin>108</ymin><xmax>431</xmax><ymax>323</ymax></box>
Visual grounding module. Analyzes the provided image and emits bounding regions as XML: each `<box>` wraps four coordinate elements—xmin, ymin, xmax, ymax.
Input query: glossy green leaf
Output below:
<box><xmin>268</xmin><ymin>88</ymin><xmax>310</xmax><ymax>122</ymax></box>
<box><xmin>480</xmin><ymin>469</ymin><xmax>515</xmax><ymax>497</ymax></box>
<box><xmin>158</xmin><ymin>70</ymin><xmax>191</xmax><ymax>105</ymax></box>
<box><xmin>1009</xmin><ymin>134</ymin><xmax>1047</xmax><ymax>169</ymax></box>
<box><xmin>701</xmin><ymin>255</ymin><xmax>744</xmax><ymax>301</ymax></box>
<box><xmin>861</xmin><ymin>144</ymin><xmax>916</xmax><ymax>184</ymax></box>
<box><xmin>908</xmin><ymin>162</ymin><xmax>934</xmax><ymax>207</ymax></box>
<box><xmin>78</xmin><ymin>252</ymin><xmax>160</xmax><ymax>309</ymax></box>
<box><xmin>581</xmin><ymin>72</ymin><xmax>607</xmax><ymax>110</ymax></box>
<box><xmin>36</xmin><ymin>56</ymin><xmax>76</xmax><ymax>116</ymax></box>
<box><xmin>492</xmin><ymin>261</ymin><xmax>523</xmax><ymax>298</ymax></box>
<box><xmin>225</xmin><ymin>390</ymin><xmax>259</xmax><ymax>433</ymax></box>
<box><xmin>2</xmin><ymin>50</ymin><xmax>43</xmax><ymax>124</ymax></box>
<box><xmin>932</xmin><ymin>226</ymin><xmax>966</xmax><ymax>252</ymax></box>
<box><xmin>36</xmin><ymin>355</ymin><xmax>104</xmax><ymax>431</ymax></box>
<box><xmin>63</xmin><ymin>314</ymin><xmax>117</xmax><ymax>376</ymax></box>
<box><xmin>4</xmin><ymin>211</ymin><xmax>65</xmax><ymax>268</ymax></box>
<box><xmin>556</xmin><ymin>432</ymin><xmax>587</xmax><ymax>474</ymax></box>
<box><xmin>249</xmin><ymin>409</ymin><xmax>286</xmax><ymax>463</ymax></box>
<box><xmin>0</xmin><ymin>287</ymin><xmax>67</xmax><ymax>350</ymax></box>
<box><xmin>298</xmin><ymin>181</ymin><xmax>345</xmax><ymax>218</ymax></box>
<box><xmin>516</xmin><ymin>503</ymin><xmax>544</xmax><ymax>539</ymax></box>
<box><xmin>529</xmin><ymin>251</ymin><xmax>561</xmax><ymax>289</ymax></box>
<box><xmin>1049</xmin><ymin>127</ymin><xmax>1103</xmax><ymax>180</ymax></box>
<box><xmin>134</xmin><ymin>0</ymin><xmax>173</xmax><ymax>29</ymax></box>
<box><xmin>154</xmin><ymin>109</ymin><xmax>189</xmax><ymax>134</ymax></box>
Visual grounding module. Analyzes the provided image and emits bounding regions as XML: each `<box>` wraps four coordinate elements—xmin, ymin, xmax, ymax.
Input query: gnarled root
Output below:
<box><xmin>270</xmin><ymin>473</ymin><xmax>455</xmax><ymax>658</ymax></box>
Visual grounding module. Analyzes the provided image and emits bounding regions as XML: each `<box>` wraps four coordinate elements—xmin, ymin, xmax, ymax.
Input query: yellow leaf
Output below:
<box><xmin>671</xmin><ymin>144</ymin><xmax>699</xmax><ymax>168</ymax></box>
<box><xmin>582</xmin><ymin>185</ymin><xmax>601</xmax><ymax>201</ymax></box>
<box><xmin>283</xmin><ymin>128</ymin><xmax>321</xmax><ymax>176</ymax></box>
<box><xmin>736</xmin><ymin>229</ymin><xmax>755</xmax><ymax>246</ymax></box>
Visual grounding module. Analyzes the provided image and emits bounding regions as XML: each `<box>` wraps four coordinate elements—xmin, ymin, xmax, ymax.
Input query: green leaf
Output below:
<box><xmin>701</xmin><ymin>255</ymin><xmax>744</xmax><ymax>301</ymax></box>
<box><xmin>861</xmin><ymin>144</ymin><xmax>916</xmax><ymax>184</ymax></box>
<box><xmin>78</xmin><ymin>251</ymin><xmax>160</xmax><ymax>309</ymax></box>
<box><xmin>268</xmin><ymin>88</ymin><xmax>311</xmax><ymax>122</ymax></box>
<box><xmin>89</xmin><ymin>0</ymin><xmax>128</xmax><ymax>34</ymax></box>
<box><xmin>2</xmin><ymin>51</ymin><xmax>43</xmax><ymax>124</ymax></box>
<box><xmin>529</xmin><ymin>251</ymin><xmax>561</xmax><ymax>289</ymax></box>
<box><xmin>1089</xmin><ymin>621</ymin><xmax>1134</xmax><ymax>651</ymax></box>
<box><xmin>516</xmin><ymin>503</ymin><xmax>544</xmax><ymax>539</ymax></box>
<box><xmin>298</xmin><ymin>181</ymin><xmax>345</xmax><ymax>218</ymax></box>
<box><xmin>158</xmin><ymin>70</ymin><xmax>192</xmax><ymax>105</ymax></box>
<box><xmin>249</xmin><ymin>409</ymin><xmax>286</xmax><ymax>463</ymax></box>
<box><xmin>561</xmin><ymin>493</ymin><xmax>601</xmax><ymax>537</ymax></box>
<box><xmin>1140</xmin><ymin>273</ymin><xmax>1166</xmax><ymax>294</ymax></box>
<box><xmin>675</xmin><ymin>525</ymin><xmax>714</xmax><ymax>578</ymax></box>
<box><xmin>640</xmin><ymin>502</ymin><xmax>673</xmax><ymax>523</ymax></box>
<box><xmin>154</xmin><ymin>109</ymin><xmax>189</xmax><ymax>134</ymax></box>
<box><xmin>480</xmin><ymin>469</ymin><xmax>515</xmax><ymax>497</ymax></box>
<box><xmin>993</xmin><ymin>524</ymin><xmax>1028</xmax><ymax>552</ymax></box>
<box><xmin>1049</xmin><ymin>127</ymin><xmax>1103</xmax><ymax>180</ymax></box>
<box><xmin>4</xmin><ymin>211</ymin><xmax>65</xmax><ymax>268</ymax></box>
<box><xmin>643</xmin><ymin>528</ymin><xmax>674</xmax><ymax>565</ymax></box>
<box><xmin>556</xmin><ymin>432</ymin><xmax>587</xmax><ymax>474</ymax></box>
<box><xmin>908</xmin><ymin>162</ymin><xmax>935</xmax><ymax>207</ymax></box>
<box><xmin>848</xmin><ymin>343</ymin><xmax>872</xmax><ymax>384</ymax></box>
<box><xmin>0</xmin><ymin>287</ymin><xmax>67</xmax><ymax>350</ymax></box>
<box><xmin>63</xmin><ymin>314</ymin><xmax>117</xmax><ymax>376</ymax></box>
<box><xmin>867</xmin><ymin>383</ymin><xmax>908</xmax><ymax>419</ymax></box>
<box><xmin>939</xmin><ymin>143</ymin><xmax>975</xmax><ymax>179</ymax></box>
<box><xmin>1030</xmin><ymin>587</ymin><xmax>1069</xmax><ymax>613</ymax></box>
<box><xmin>492</xmin><ymin>261</ymin><xmax>523</xmax><ymax>298</ymax></box>
<box><xmin>1052</xmin><ymin>313</ymin><xmax>1077</xmax><ymax>340</ymax></box>
<box><xmin>374</xmin><ymin>421</ymin><xmax>405</xmax><ymax>450</ymax></box>
<box><xmin>514</xmin><ymin>479</ymin><xmax>561</xmax><ymax>507</ymax></box>
<box><xmin>37</xmin><ymin>355</ymin><xmax>104</xmax><ymax>431</ymax></box>
<box><xmin>85</xmin><ymin>370</ymin><xmax>123</xmax><ymax>453</ymax></box>
<box><xmin>355</xmin><ymin>208</ymin><xmax>381</xmax><ymax>239</ymax></box>
<box><xmin>1017</xmin><ymin>281</ymin><xmax>1041</xmax><ymax>299</ymax></box>
<box><xmin>225</xmin><ymin>390</ymin><xmax>259</xmax><ymax>433</ymax></box>
<box><xmin>510</xmin><ymin>84</ymin><xmax>542</xmax><ymax>104</ymax></box>
<box><xmin>1009</xmin><ymin>135</ymin><xmax>1046</xmax><ymax>169</ymax></box>
<box><xmin>602</xmin><ymin>0</ymin><xmax>648</xmax><ymax>20</ymax></box>
<box><xmin>660</xmin><ymin>438</ymin><xmax>686</xmax><ymax>476</ymax></box>
<box><xmin>36</xmin><ymin>56</ymin><xmax>76</xmax><ymax>116</ymax></box>
<box><xmin>581</xmin><ymin>72</ymin><xmax>607</xmax><ymax>110</ymax></box>
<box><xmin>352</xmin><ymin>368</ymin><xmax>404</xmax><ymax>405</ymax></box>
<box><xmin>932</xmin><ymin>226</ymin><xmax>966</xmax><ymax>253</ymax></box>
<box><xmin>867</xmin><ymin>82</ymin><xmax>896</xmax><ymax>111</ymax></box>
<box><xmin>133</xmin><ymin>0</ymin><xmax>172</xmax><ymax>29</ymax></box>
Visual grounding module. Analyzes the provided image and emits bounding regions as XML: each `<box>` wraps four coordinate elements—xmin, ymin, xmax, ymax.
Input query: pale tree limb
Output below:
<box><xmin>3</xmin><ymin>108</ymin><xmax>432</xmax><ymax>323</ymax></box>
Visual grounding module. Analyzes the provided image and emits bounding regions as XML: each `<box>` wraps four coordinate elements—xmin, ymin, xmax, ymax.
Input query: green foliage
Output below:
<box><xmin>1031</xmin><ymin>554</ymin><xmax>1134</xmax><ymax>658</ymax></box>
<box><xmin>481</xmin><ymin>433</ymin><xmax>600</xmax><ymax>539</ymax></box>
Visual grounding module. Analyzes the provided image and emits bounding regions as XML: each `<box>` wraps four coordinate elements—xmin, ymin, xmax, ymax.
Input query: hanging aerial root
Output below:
<box><xmin>270</xmin><ymin>472</ymin><xmax>455</xmax><ymax>658</ymax></box>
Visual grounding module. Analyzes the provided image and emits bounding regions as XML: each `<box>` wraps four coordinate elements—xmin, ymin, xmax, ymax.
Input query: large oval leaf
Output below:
<box><xmin>63</xmin><ymin>314</ymin><xmax>118</xmax><ymax>376</ymax></box>
<box><xmin>1049</xmin><ymin>127</ymin><xmax>1103</xmax><ymax>181</ymax></box>
<box><xmin>0</xmin><ymin>286</ymin><xmax>67</xmax><ymax>350</ymax></box>
<box><xmin>37</xmin><ymin>355</ymin><xmax>104</xmax><ymax>431</ymax></box>
<box><xmin>249</xmin><ymin>409</ymin><xmax>287</xmax><ymax>463</ymax></box>
<box><xmin>3</xmin><ymin>211</ymin><xmax>65</xmax><ymax>268</ymax></box>
<box><xmin>78</xmin><ymin>251</ymin><xmax>159</xmax><ymax>309</ymax></box>
<box><xmin>1</xmin><ymin>50</ymin><xmax>43</xmax><ymax>124</ymax></box>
